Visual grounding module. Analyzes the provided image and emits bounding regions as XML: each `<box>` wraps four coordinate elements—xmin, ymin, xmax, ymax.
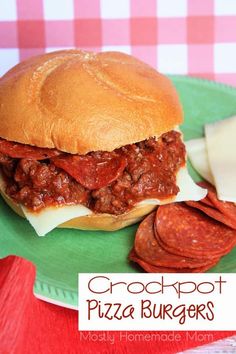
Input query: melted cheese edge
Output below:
<box><xmin>21</xmin><ymin>204</ymin><xmax>92</xmax><ymax>236</ymax></box>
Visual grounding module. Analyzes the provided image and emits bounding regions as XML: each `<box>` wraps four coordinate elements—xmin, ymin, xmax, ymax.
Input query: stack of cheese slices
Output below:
<box><xmin>186</xmin><ymin>115</ymin><xmax>236</xmax><ymax>204</ymax></box>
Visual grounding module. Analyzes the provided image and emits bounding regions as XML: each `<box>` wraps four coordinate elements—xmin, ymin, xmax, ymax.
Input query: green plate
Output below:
<box><xmin>1</xmin><ymin>76</ymin><xmax>236</xmax><ymax>309</ymax></box>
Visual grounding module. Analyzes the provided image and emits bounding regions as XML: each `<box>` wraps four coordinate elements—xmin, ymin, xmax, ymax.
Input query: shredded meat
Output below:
<box><xmin>91</xmin><ymin>132</ymin><xmax>185</xmax><ymax>214</ymax></box>
<box><xmin>5</xmin><ymin>160</ymin><xmax>89</xmax><ymax>209</ymax></box>
<box><xmin>0</xmin><ymin>131</ymin><xmax>186</xmax><ymax>214</ymax></box>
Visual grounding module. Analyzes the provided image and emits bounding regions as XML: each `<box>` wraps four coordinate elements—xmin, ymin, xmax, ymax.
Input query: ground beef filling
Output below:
<box><xmin>0</xmin><ymin>131</ymin><xmax>186</xmax><ymax>214</ymax></box>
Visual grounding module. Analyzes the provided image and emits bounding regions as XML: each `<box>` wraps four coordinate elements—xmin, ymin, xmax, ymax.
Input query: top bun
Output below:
<box><xmin>0</xmin><ymin>50</ymin><xmax>183</xmax><ymax>154</ymax></box>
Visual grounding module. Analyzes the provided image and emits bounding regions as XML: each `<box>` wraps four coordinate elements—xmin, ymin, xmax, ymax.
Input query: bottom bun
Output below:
<box><xmin>60</xmin><ymin>204</ymin><xmax>156</xmax><ymax>231</ymax></box>
<box><xmin>0</xmin><ymin>190</ymin><xmax>156</xmax><ymax>231</ymax></box>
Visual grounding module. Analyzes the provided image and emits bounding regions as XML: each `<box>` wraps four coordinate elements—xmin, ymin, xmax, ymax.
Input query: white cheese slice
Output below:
<box><xmin>175</xmin><ymin>166</ymin><xmax>207</xmax><ymax>201</ymax></box>
<box><xmin>185</xmin><ymin>138</ymin><xmax>214</xmax><ymax>185</ymax></box>
<box><xmin>205</xmin><ymin>115</ymin><xmax>236</xmax><ymax>202</ymax></box>
<box><xmin>21</xmin><ymin>204</ymin><xmax>92</xmax><ymax>237</ymax></box>
<box><xmin>137</xmin><ymin>166</ymin><xmax>207</xmax><ymax>206</ymax></box>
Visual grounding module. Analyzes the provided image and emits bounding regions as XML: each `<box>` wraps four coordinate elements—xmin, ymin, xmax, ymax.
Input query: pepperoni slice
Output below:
<box><xmin>0</xmin><ymin>138</ymin><xmax>61</xmax><ymax>160</ymax></box>
<box><xmin>135</xmin><ymin>212</ymin><xmax>218</xmax><ymax>268</ymax></box>
<box><xmin>129</xmin><ymin>249</ymin><xmax>218</xmax><ymax>273</ymax></box>
<box><xmin>195</xmin><ymin>181</ymin><xmax>214</xmax><ymax>207</ymax></box>
<box><xmin>185</xmin><ymin>200</ymin><xmax>236</xmax><ymax>230</ymax></box>
<box><xmin>201</xmin><ymin>197</ymin><xmax>215</xmax><ymax>208</ymax></box>
<box><xmin>52</xmin><ymin>154</ymin><xmax>127</xmax><ymax>190</ymax></box>
<box><xmin>200</xmin><ymin>181</ymin><xmax>236</xmax><ymax>224</ymax></box>
<box><xmin>155</xmin><ymin>203</ymin><xmax>236</xmax><ymax>258</ymax></box>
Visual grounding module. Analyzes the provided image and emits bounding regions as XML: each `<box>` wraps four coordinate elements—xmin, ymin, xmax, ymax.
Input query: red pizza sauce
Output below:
<box><xmin>0</xmin><ymin>131</ymin><xmax>185</xmax><ymax>214</ymax></box>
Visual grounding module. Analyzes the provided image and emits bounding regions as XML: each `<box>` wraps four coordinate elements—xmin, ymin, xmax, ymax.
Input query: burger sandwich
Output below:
<box><xmin>0</xmin><ymin>50</ymin><xmax>206</xmax><ymax>236</ymax></box>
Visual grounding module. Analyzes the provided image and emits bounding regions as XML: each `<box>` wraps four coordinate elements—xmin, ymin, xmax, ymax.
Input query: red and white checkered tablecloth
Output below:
<box><xmin>1</xmin><ymin>0</ymin><xmax>236</xmax><ymax>86</ymax></box>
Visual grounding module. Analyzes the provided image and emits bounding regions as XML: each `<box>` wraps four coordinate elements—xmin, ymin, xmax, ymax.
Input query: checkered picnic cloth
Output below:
<box><xmin>0</xmin><ymin>0</ymin><xmax>236</xmax><ymax>86</ymax></box>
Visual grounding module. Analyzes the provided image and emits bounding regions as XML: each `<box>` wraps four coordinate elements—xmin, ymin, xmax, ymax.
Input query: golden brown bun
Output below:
<box><xmin>0</xmin><ymin>189</ymin><xmax>156</xmax><ymax>231</ymax></box>
<box><xmin>0</xmin><ymin>50</ymin><xmax>183</xmax><ymax>154</ymax></box>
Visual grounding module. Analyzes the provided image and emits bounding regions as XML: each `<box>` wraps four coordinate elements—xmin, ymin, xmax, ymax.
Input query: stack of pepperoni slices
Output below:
<box><xmin>129</xmin><ymin>182</ymin><xmax>236</xmax><ymax>273</ymax></box>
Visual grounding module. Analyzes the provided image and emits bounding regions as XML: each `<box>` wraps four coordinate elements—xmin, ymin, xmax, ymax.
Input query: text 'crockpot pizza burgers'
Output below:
<box><xmin>0</xmin><ymin>50</ymin><xmax>206</xmax><ymax>236</ymax></box>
